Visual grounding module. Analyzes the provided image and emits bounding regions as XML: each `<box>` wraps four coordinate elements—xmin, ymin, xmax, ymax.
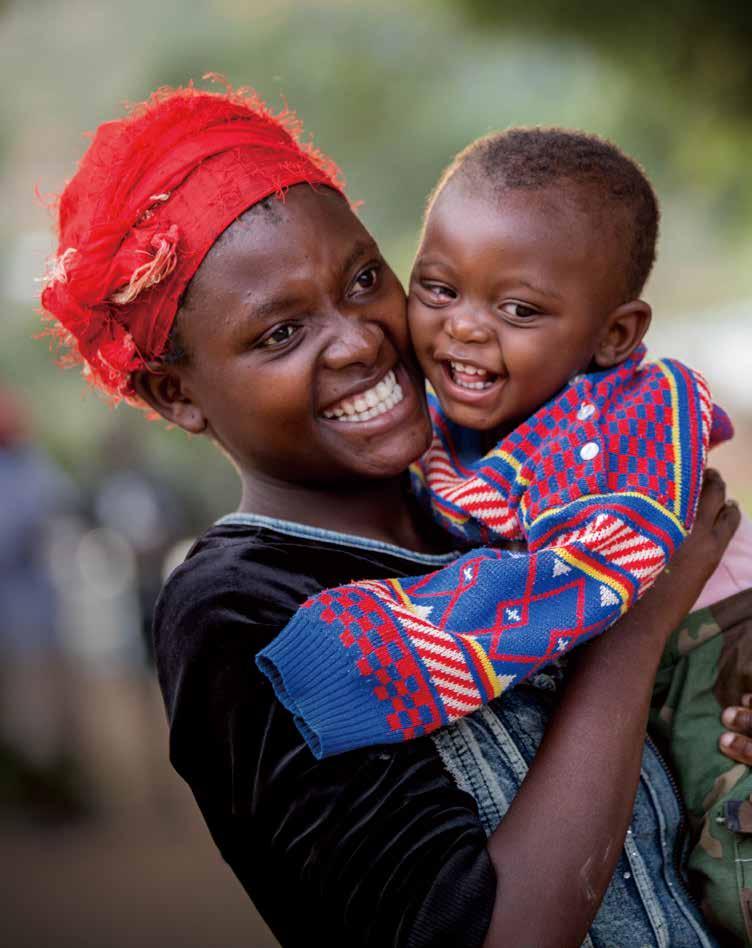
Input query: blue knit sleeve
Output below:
<box><xmin>257</xmin><ymin>352</ymin><xmax>718</xmax><ymax>759</ymax></box>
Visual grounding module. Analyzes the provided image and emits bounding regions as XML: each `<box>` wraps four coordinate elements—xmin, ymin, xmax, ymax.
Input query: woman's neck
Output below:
<box><xmin>238</xmin><ymin>472</ymin><xmax>447</xmax><ymax>554</ymax></box>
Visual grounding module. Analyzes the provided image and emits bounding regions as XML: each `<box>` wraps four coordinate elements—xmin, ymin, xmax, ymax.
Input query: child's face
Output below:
<box><xmin>408</xmin><ymin>178</ymin><xmax>620</xmax><ymax>435</ymax></box>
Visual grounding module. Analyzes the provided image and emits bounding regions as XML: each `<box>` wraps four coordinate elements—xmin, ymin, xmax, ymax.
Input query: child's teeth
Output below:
<box><xmin>449</xmin><ymin>360</ymin><xmax>495</xmax><ymax>390</ymax></box>
<box><xmin>322</xmin><ymin>369</ymin><xmax>404</xmax><ymax>421</ymax></box>
<box><xmin>451</xmin><ymin>360</ymin><xmax>487</xmax><ymax>379</ymax></box>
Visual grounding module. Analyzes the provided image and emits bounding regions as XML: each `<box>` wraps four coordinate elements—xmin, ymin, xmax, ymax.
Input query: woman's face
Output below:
<box><xmin>171</xmin><ymin>185</ymin><xmax>432</xmax><ymax>485</ymax></box>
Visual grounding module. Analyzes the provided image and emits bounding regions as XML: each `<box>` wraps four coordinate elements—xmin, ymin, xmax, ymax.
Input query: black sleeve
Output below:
<box><xmin>154</xmin><ymin>547</ymin><xmax>496</xmax><ymax>948</ymax></box>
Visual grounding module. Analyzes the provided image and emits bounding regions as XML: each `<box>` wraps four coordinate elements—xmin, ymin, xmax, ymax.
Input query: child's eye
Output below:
<box><xmin>260</xmin><ymin>324</ymin><xmax>299</xmax><ymax>348</ymax></box>
<box><xmin>421</xmin><ymin>282</ymin><xmax>457</xmax><ymax>303</ymax></box>
<box><xmin>500</xmin><ymin>301</ymin><xmax>540</xmax><ymax>320</ymax></box>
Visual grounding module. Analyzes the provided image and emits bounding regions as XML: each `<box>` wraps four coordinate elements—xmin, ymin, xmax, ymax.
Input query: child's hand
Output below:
<box><xmin>721</xmin><ymin>696</ymin><xmax>752</xmax><ymax>766</ymax></box>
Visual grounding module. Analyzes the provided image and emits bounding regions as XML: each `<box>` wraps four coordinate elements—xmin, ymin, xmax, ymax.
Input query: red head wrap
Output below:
<box><xmin>39</xmin><ymin>80</ymin><xmax>345</xmax><ymax>402</ymax></box>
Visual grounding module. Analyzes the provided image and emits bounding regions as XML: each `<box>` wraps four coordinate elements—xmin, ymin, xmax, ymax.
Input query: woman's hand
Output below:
<box><xmin>645</xmin><ymin>470</ymin><xmax>740</xmax><ymax>638</ymax></box>
<box><xmin>721</xmin><ymin>695</ymin><xmax>752</xmax><ymax>765</ymax></box>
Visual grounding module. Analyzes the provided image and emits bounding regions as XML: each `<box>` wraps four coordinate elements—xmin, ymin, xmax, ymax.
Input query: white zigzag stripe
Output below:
<box><xmin>611</xmin><ymin>543</ymin><xmax>664</xmax><ymax>564</ymax></box>
<box><xmin>464</xmin><ymin>507</ymin><xmax>514</xmax><ymax>524</ymax></box>
<box><xmin>584</xmin><ymin>519</ymin><xmax>628</xmax><ymax>546</ymax></box>
<box><xmin>567</xmin><ymin>517</ymin><xmax>624</xmax><ymax>547</ymax></box>
<box><xmin>409</xmin><ymin>634</ymin><xmax>472</xmax><ymax>667</ymax></box>
<box><xmin>445</xmin><ymin>695</ymin><xmax>483</xmax><ymax>716</ymax></box>
<box><xmin>612</xmin><ymin>547</ymin><xmax>664</xmax><ymax>566</ymax></box>
<box><xmin>424</xmin><ymin>664</ymin><xmax>480</xmax><ymax>698</ymax></box>
<box><xmin>599</xmin><ymin>532</ymin><xmax>654</xmax><ymax>556</ymax></box>
<box><xmin>630</xmin><ymin>563</ymin><xmax>665</xmax><ymax>580</ymax></box>
<box><xmin>460</xmin><ymin>492</ymin><xmax>509</xmax><ymax>506</ymax></box>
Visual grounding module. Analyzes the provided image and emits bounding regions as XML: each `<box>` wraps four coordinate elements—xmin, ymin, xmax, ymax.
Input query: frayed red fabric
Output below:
<box><xmin>39</xmin><ymin>81</ymin><xmax>345</xmax><ymax>403</ymax></box>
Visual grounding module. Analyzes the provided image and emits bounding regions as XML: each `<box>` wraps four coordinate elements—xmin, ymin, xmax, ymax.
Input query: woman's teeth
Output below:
<box><xmin>449</xmin><ymin>360</ymin><xmax>495</xmax><ymax>390</ymax></box>
<box><xmin>323</xmin><ymin>369</ymin><xmax>405</xmax><ymax>422</ymax></box>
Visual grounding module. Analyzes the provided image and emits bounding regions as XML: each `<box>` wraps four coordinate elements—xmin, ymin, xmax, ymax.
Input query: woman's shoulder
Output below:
<box><xmin>155</xmin><ymin>515</ymin><xmax>458</xmax><ymax>656</ymax></box>
<box><xmin>154</xmin><ymin>520</ymin><xmax>323</xmax><ymax>654</ymax></box>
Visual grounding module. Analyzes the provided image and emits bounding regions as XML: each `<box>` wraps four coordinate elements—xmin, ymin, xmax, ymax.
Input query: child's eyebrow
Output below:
<box><xmin>516</xmin><ymin>279</ymin><xmax>563</xmax><ymax>301</ymax></box>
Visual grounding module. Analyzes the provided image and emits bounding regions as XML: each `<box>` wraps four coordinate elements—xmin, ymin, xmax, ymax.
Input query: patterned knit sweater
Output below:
<box><xmin>257</xmin><ymin>347</ymin><xmax>733</xmax><ymax>758</ymax></box>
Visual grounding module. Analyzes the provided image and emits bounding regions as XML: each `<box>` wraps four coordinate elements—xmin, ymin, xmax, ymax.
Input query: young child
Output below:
<box><xmin>258</xmin><ymin>128</ymin><xmax>752</xmax><ymax>941</ymax></box>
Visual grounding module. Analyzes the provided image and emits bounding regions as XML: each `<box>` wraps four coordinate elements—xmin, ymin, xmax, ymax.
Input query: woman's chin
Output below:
<box><xmin>318</xmin><ymin>366</ymin><xmax>432</xmax><ymax>477</ymax></box>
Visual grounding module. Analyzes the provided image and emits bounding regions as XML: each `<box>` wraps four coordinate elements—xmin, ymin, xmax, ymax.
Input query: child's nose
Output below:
<box><xmin>445</xmin><ymin>310</ymin><xmax>493</xmax><ymax>345</ymax></box>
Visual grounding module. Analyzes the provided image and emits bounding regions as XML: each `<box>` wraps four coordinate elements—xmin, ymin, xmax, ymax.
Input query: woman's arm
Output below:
<box><xmin>483</xmin><ymin>472</ymin><xmax>740</xmax><ymax>947</ymax></box>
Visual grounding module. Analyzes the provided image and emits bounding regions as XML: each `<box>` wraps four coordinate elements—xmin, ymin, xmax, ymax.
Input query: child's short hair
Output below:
<box><xmin>431</xmin><ymin>127</ymin><xmax>659</xmax><ymax>301</ymax></box>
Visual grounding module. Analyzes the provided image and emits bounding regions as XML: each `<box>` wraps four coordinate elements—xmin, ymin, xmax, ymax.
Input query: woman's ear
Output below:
<box><xmin>131</xmin><ymin>367</ymin><xmax>207</xmax><ymax>434</ymax></box>
<box><xmin>594</xmin><ymin>300</ymin><xmax>652</xmax><ymax>369</ymax></box>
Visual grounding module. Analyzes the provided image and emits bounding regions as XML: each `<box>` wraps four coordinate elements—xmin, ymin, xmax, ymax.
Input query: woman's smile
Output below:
<box><xmin>320</xmin><ymin>363</ymin><xmax>413</xmax><ymax>424</ymax></box>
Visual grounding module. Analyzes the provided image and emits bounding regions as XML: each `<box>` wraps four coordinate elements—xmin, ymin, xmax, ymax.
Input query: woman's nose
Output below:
<box><xmin>445</xmin><ymin>309</ymin><xmax>493</xmax><ymax>345</ymax></box>
<box><xmin>322</xmin><ymin>314</ymin><xmax>385</xmax><ymax>370</ymax></box>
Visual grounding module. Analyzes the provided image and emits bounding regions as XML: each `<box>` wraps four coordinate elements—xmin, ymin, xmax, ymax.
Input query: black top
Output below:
<box><xmin>153</xmin><ymin>516</ymin><xmax>496</xmax><ymax>948</ymax></box>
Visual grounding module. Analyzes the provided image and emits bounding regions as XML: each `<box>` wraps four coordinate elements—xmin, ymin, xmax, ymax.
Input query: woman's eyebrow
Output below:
<box><xmin>248</xmin><ymin>295</ymin><xmax>301</xmax><ymax>320</ymax></box>
<box><xmin>340</xmin><ymin>239</ymin><xmax>378</xmax><ymax>279</ymax></box>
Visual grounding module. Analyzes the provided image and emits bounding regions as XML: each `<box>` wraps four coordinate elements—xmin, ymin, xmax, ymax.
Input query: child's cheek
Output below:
<box><xmin>406</xmin><ymin>298</ymin><xmax>436</xmax><ymax>377</ymax></box>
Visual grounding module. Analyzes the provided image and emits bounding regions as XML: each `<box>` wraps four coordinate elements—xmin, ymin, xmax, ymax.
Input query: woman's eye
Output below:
<box><xmin>260</xmin><ymin>324</ymin><xmax>298</xmax><ymax>348</ymax></box>
<box><xmin>500</xmin><ymin>301</ymin><xmax>540</xmax><ymax>320</ymax></box>
<box><xmin>353</xmin><ymin>265</ymin><xmax>379</xmax><ymax>292</ymax></box>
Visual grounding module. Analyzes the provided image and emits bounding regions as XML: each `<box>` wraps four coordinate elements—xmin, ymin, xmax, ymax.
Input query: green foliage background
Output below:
<box><xmin>1</xmin><ymin>0</ymin><xmax>750</xmax><ymax>518</ymax></box>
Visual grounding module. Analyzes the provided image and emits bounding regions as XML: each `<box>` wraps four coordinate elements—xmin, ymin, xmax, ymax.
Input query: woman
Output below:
<box><xmin>41</xmin><ymin>83</ymin><xmax>746</xmax><ymax>947</ymax></box>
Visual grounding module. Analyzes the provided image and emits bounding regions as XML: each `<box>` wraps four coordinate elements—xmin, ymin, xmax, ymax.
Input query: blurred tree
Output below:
<box><xmin>453</xmin><ymin>0</ymin><xmax>752</xmax><ymax>119</ymax></box>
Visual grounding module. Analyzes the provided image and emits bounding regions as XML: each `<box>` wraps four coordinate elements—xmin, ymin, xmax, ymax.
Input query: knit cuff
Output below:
<box><xmin>256</xmin><ymin>608</ymin><xmax>397</xmax><ymax>759</ymax></box>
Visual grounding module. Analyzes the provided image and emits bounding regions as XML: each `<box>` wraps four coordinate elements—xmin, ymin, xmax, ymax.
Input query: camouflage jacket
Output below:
<box><xmin>651</xmin><ymin>588</ymin><xmax>752</xmax><ymax>946</ymax></box>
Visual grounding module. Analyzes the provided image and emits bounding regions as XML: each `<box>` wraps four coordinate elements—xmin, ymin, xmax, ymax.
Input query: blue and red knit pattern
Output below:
<box><xmin>257</xmin><ymin>348</ymin><xmax>731</xmax><ymax>759</ymax></box>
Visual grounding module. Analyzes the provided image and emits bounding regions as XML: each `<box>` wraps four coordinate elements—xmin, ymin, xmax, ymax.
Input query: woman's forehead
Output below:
<box><xmin>183</xmin><ymin>186</ymin><xmax>378</xmax><ymax>311</ymax></box>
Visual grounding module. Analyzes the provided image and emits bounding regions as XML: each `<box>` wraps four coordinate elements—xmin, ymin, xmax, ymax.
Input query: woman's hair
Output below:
<box><xmin>429</xmin><ymin>127</ymin><xmax>660</xmax><ymax>301</ymax></box>
<box><xmin>39</xmin><ymin>79</ymin><xmax>344</xmax><ymax>405</ymax></box>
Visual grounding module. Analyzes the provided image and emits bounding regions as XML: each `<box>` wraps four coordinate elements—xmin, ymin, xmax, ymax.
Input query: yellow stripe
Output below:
<box><xmin>441</xmin><ymin>508</ymin><xmax>470</xmax><ymax>526</ymax></box>
<box><xmin>556</xmin><ymin>548</ymin><xmax>631</xmax><ymax>615</ymax></box>
<box><xmin>487</xmin><ymin>448</ymin><xmax>531</xmax><ymax>487</ymax></box>
<box><xmin>409</xmin><ymin>461</ymin><xmax>426</xmax><ymax>485</ymax></box>
<box><xmin>460</xmin><ymin>636</ymin><xmax>505</xmax><ymax>698</ymax></box>
<box><xmin>530</xmin><ymin>491</ymin><xmax>687</xmax><ymax>536</ymax></box>
<box><xmin>389</xmin><ymin>580</ymin><xmax>506</xmax><ymax>700</ymax></box>
<box><xmin>387</xmin><ymin>578</ymin><xmax>414</xmax><ymax>610</ymax></box>
<box><xmin>655</xmin><ymin>361</ymin><xmax>683</xmax><ymax>517</ymax></box>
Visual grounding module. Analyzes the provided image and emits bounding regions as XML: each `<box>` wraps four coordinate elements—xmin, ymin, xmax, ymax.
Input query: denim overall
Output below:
<box><xmin>431</xmin><ymin>674</ymin><xmax>718</xmax><ymax>948</ymax></box>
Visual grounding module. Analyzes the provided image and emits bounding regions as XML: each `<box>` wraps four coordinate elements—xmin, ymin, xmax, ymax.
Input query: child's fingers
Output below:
<box><xmin>719</xmin><ymin>730</ymin><xmax>752</xmax><ymax>767</ymax></box>
<box><xmin>722</xmin><ymin>705</ymin><xmax>752</xmax><ymax>733</ymax></box>
<box><xmin>694</xmin><ymin>469</ymin><xmax>727</xmax><ymax>528</ymax></box>
<box><xmin>720</xmin><ymin>704</ymin><xmax>752</xmax><ymax>765</ymax></box>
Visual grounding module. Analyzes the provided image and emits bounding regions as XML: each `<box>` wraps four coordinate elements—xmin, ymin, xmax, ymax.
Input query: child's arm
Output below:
<box><xmin>256</xmin><ymin>493</ymin><xmax>685</xmax><ymax>757</ymax></box>
<box><xmin>257</xmin><ymin>355</ymin><xmax>725</xmax><ymax>758</ymax></box>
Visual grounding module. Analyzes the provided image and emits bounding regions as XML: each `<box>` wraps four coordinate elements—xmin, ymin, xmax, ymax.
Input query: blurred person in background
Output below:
<box><xmin>0</xmin><ymin>381</ymin><xmax>85</xmax><ymax>820</ymax></box>
<box><xmin>92</xmin><ymin>426</ymin><xmax>188</xmax><ymax>665</ymax></box>
<box><xmin>38</xmin><ymin>82</ymin><xmax>751</xmax><ymax>947</ymax></box>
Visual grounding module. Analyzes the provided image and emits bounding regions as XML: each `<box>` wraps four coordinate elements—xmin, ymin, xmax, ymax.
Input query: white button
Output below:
<box><xmin>577</xmin><ymin>402</ymin><xmax>596</xmax><ymax>421</ymax></box>
<box><xmin>580</xmin><ymin>441</ymin><xmax>599</xmax><ymax>461</ymax></box>
<box><xmin>571</xmin><ymin>374</ymin><xmax>585</xmax><ymax>384</ymax></box>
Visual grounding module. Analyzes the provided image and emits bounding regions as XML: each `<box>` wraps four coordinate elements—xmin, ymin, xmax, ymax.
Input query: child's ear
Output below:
<box><xmin>131</xmin><ymin>366</ymin><xmax>207</xmax><ymax>434</ymax></box>
<box><xmin>594</xmin><ymin>300</ymin><xmax>652</xmax><ymax>369</ymax></box>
